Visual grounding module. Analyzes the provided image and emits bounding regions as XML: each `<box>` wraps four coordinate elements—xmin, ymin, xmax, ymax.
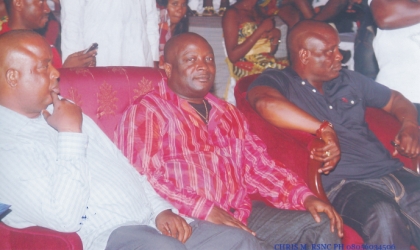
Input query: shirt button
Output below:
<box><xmin>329</xmin><ymin>105</ymin><xmax>333</xmax><ymax>109</ymax></box>
<box><xmin>351</xmin><ymin>100</ymin><xmax>355</xmax><ymax>104</ymax></box>
<box><xmin>312</xmin><ymin>89</ymin><xmax>316</xmax><ymax>93</ymax></box>
<box><xmin>301</xmin><ymin>81</ymin><xmax>305</xmax><ymax>85</ymax></box>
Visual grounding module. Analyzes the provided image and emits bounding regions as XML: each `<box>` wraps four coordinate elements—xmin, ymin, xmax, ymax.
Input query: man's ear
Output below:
<box><xmin>299</xmin><ymin>49</ymin><xmax>310</xmax><ymax>65</ymax></box>
<box><xmin>163</xmin><ymin>62</ymin><xmax>172</xmax><ymax>78</ymax></box>
<box><xmin>13</xmin><ymin>0</ymin><xmax>24</xmax><ymax>11</ymax></box>
<box><xmin>6</xmin><ymin>69</ymin><xmax>19</xmax><ymax>88</ymax></box>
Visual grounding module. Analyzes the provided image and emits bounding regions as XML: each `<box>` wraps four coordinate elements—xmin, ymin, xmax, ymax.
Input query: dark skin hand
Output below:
<box><xmin>207</xmin><ymin>205</ymin><xmax>256</xmax><ymax>236</ymax></box>
<box><xmin>62</xmin><ymin>49</ymin><xmax>97</xmax><ymax>68</ymax></box>
<box><xmin>303</xmin><ymin>195</ymin><xmax>343</xmax><ymax>237</ymax></box>
<box><xmin>392</xmin><ymin>122</ymin><xmax>420</xmax><ymax>158</ymax></box>
<box><xmin>311</xmin><ymin>126</ymin><xmax>341</xmax><ymax>174</ymax></box>
<box><xmin>155</xmin><ymin>209</ymin><xmax>192</xmax><ymax>243</ymax></box>
<box><xmin>382</xmin><ymin>91</ymin><xmax>420</xmax><ymax>158</ymax></box>
<box><xmin>42</xmin><ymin>92</ymin><xmax>83</xmax><ymax>133</ymax></box>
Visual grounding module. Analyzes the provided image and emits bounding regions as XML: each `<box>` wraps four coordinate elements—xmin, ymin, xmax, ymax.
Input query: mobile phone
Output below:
<box><xmin>83</xmin><ymin>43</ymin><xmax>98</xmax><ymax>54</ymax></box>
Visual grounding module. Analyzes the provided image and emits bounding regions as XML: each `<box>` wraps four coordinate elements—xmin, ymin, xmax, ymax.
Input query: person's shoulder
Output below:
<box><xmin>251</xmin><ymin>68</ymin><xmax>292</xmax><ymax>87</ymax></box>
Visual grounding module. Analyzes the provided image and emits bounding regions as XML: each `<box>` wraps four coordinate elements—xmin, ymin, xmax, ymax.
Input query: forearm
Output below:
<box><xmin>249</xmin><ymin>86</ymin><xmax>322</xmax><ymax>134</ymax></box>
<box><xmin>371</xmin><ymin>0</ymin><xmax>420</xmax><ymax>29</ymax></box>
<box><xmin>313</xmin><ymin>0</ymin><xmax>348</xmax><ymax>22</ymax></box>
<box><xmin>292</xmin><ymin>0</ymin><xmax>315</xmax><ymax>19</ymax></box>
<box><xmin>225</xmin><ymin>30</ymin><xmax>269</xmax><ymax>63</ymax></box>
<box><xmin>384</xmin><ymin>91</ymin><xmax>418</xmax><ymax>126</ymax></box>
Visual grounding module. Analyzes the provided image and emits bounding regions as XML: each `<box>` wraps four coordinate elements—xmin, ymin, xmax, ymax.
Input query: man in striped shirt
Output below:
<box><xmin>116</xmin><ymin>32</ymin><xmax>343</xmax><ymax>248</ymax></box>
<box><xmin>0</xmin><ymin>30</ymin><xmax>265</xmax><ymax>250</ymax></box>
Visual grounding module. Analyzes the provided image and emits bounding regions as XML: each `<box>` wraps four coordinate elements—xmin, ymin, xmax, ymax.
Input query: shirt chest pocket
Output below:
<box><xmin>334</xmin><ymin>94</ymin><xmax>365</xmax><ymax>124</ymax></box>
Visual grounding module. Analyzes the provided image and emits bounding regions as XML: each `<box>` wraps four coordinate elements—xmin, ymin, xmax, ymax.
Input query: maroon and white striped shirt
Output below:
<box><xmin>115</xmin><ymin>80</ymin><xmax>313</xmax><ymax>224</ymax></box>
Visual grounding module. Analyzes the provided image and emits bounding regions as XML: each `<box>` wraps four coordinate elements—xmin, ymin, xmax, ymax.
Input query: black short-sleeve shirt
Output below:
<box><xmin>249</xmin><ymin>68</ymin><xmax>403</xmax><ymax>190</ymax></box>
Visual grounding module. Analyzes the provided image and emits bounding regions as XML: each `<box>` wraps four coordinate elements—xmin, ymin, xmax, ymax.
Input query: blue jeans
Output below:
<box><xmin>327</xmin><ymin>167</ymin><xmax>420</xmax><ymax>249</ymax></box>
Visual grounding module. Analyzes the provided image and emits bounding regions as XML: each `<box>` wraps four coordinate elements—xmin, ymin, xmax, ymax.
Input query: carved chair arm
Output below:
<box><xmin>307</xmin><ymin>138</ymin><xmax>330</xmax><ymax>204</ymax></box>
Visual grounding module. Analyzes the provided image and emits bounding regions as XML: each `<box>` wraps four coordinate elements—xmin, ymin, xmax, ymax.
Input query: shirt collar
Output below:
<box><xmin>156</xmin><ymin>79</ymin><xmax>231</xmax><ymax>124</ymax></box>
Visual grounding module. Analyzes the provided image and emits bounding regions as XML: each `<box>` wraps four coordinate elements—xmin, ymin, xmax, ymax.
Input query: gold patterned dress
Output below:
<box><xmin>231</xmin><ymin>22</ymin><xmax>288</xmax><ymax>79</ymax></box>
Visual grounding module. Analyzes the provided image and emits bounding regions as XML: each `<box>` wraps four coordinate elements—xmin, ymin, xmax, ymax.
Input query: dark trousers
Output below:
<box><xmin>248</xmin><ymin>201</ymin><xmax>341</xmax><ymax>249</ymax></box>
<box><xmin>328</xmin><ymin>168</ymin><xmax>420</xmax><ymax>249</ymax></box>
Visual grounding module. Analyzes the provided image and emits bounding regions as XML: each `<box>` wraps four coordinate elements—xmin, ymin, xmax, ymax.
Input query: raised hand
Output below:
<box><xmin>155</xmin><ymin>210</ymin><xmax>192</xmax><ymax>243</ymax></box>
<box><xmin>207</xmin><ymin>205</ymin><xmax>255</xmax><ymax>235</ymax></box>
<box><xmin>42</xmin><ymin>92</ymin><xmax>83</xmax><ymax>133</ymax></box>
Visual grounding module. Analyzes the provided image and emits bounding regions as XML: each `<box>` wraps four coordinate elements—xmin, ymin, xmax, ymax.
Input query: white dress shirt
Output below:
<box><xmin>60</xmin><ymin>0</ymin><xmax>159</xmax><ymax>67</ymax></box>
<box><xmin>0</xmin><ymin>104</ymin><xmax>178</xmax><ymax>250</ymax></box>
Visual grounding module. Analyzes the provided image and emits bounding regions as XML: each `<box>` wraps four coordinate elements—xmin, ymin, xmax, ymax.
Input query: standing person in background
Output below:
<box><xmin>61</xmin><ymin>0</ymin><xmax>158</xmax><ymax>67</ymax></box>
<box><xmin>369</xmin><ymin>0</ymin><xmax>420</xmax><ymax>124</ymax></box>
<box><xmin>222</xmin><ymin>0</ymin><xmax>288</xmax><ymax>80</ymax></box>
<box><xmin>157</xmin><ymin>0</ymin><xmax>189</xmax><ymax>68</ymax></box>
<box><xmin>1</xmin><ymin>0</ymin><xmax>96</xmax><ymax>68</ymax></box>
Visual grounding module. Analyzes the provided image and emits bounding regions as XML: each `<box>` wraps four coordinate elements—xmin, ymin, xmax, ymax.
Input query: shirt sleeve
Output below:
<box><xmin>0</xmin><ymin>132</ymin><xmax>90</xmax><ymax>232</ymax></box>
<box><xmin>60</xmin><ymin>0</ymin><xmax>85</xmax><ymax>62</ymax></box>
<box><xmin>115</xmin><ymin>103</ymin><xmax>215</xmax><ymax>221</ymax></box>
<box><xmin>145</xmin><ymin>0</ymin><xmax>160</xmax><ymax>61</ymax></box>
<box><xmin>238</xmin><ymin>110</ymin><xmax>313</xmax><ymax>210</ymax></box>
<box><xmin>349</xmin><ymin>70</ymin><xmax>392</xmax><ymax>109</ymax></box>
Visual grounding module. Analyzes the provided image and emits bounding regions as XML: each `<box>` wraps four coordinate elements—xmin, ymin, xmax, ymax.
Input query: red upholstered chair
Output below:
<box><xmin>0</xmin><ymin>67</ymin><xmax>166</xmax><ymax>250</ymax></box>
<box><xmin>234</xmin><ymin>74</ymin><xmax>420</xmax><ymax>246</ymax></box>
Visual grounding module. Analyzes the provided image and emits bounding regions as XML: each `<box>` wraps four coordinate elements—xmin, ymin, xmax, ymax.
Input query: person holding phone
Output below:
<box><xmin>61</xmin><ymin>0</ymin><xmax>158</xmax><ymax>67</ymax></box>
<box><xmin>2</xmin><ymin>0</ymin><xmax>96</xmax><ymax>68</ymax></box>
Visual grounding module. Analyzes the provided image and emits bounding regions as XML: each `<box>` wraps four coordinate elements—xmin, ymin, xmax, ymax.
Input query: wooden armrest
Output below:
<box><xmin>308</xmin><ymin>138</ymin><xmax>330</xmax><ymax>204</ymax></box>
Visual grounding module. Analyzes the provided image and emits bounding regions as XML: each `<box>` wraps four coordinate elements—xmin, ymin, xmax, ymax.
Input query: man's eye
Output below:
<box><xmin>206</xmin><ymin>57</ymin><xmax>213</xmax><ymax>62</ymax></box>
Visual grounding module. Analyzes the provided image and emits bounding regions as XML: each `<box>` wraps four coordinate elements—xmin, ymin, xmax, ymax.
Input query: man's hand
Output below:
<box><xmin>155</xmin><ymin>209</ymin><xmax>192</xmax><ymax>243</ymax></box>
<box><xmin>311</xmin><ymin>126</ymin><xmax>341</xmax><ymax>174</ymax></box>
<box><xmin>393</xmin><ymin>121</ymin><xmax>420</xmax><ymax>158</ymax></box>
<box><xmin>207</xmin><ymin>206</ymin><xmax>255</xmax><ymax>235</ymax></box>
<box><xmin>62</xmin><ymin>49</ymin><xmax>97</xmax><ymax>68</ymax></box>
<box><xmin>42</xmin><ymin>92</ymin><xmax>83</xmax><ymax>133</ymax></box>
<box><xmin>303</xmin><ymin>195</ymin><xmax>343</xmax><ymax>237</ymax></box>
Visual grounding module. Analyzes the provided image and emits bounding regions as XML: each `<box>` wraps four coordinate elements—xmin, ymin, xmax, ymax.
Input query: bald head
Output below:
<box><xmin>0</xmin><ymin>30</ymin><xmax>59</xmax><ymax>118</ymax></box>
<box><xmin>0</xmin><ymin>30</ymin><xmax>49</xmax><ymax>72</ymax></box>
<box><xmin>287</xmin><ymin>20</ymin><xmax>338</xmax><ymax>65</ymax></box>
<box><xmin>164</xmin><ymin>32</ymin><xmax>214</xmax><ymax>65</ymax></box>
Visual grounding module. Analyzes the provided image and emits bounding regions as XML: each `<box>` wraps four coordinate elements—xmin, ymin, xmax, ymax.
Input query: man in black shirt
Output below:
<box><xmin>248</xmin><ymin>20</ymin><xmax>420</xmax><ymax>248</ymax></box>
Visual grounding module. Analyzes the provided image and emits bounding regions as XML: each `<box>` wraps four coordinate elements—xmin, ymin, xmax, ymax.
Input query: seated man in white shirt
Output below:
<box><xmin>0</xmin><ymin>30</ymin><xmax>264</xmax><ymax>250</ymax></box>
